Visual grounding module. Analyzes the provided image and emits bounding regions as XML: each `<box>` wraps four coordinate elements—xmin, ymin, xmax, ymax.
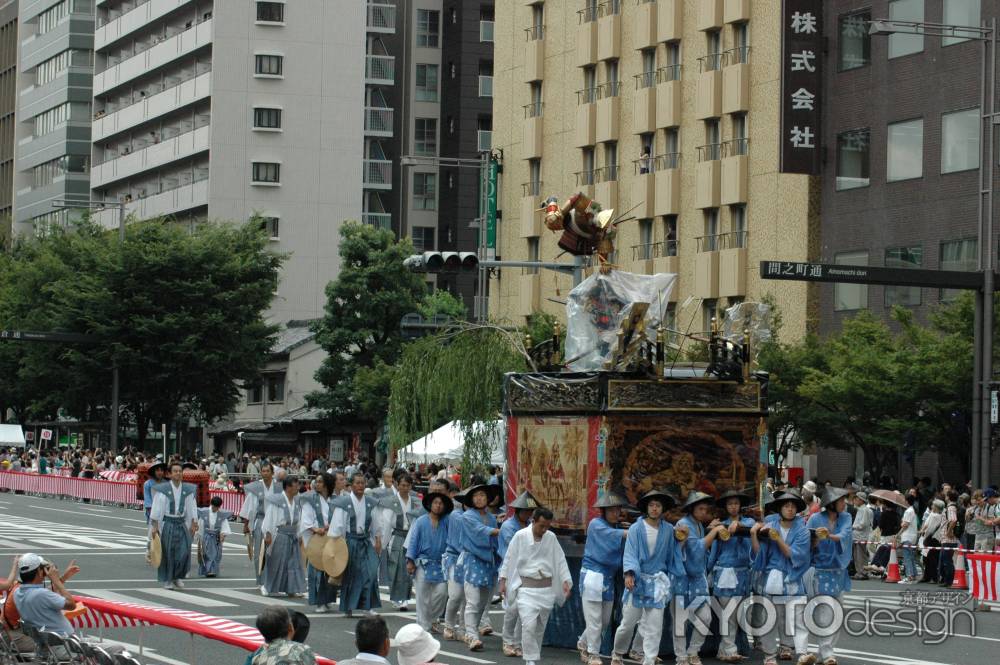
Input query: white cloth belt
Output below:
<box><xmin>716</xmin><ymin>567</ymin><xmax>738</xmax><ymax>590</ymax></box>
<box><xmin>764</xmin><ymin>569</ymin><xmax>785</xmax><ymax>595</ymax></box>
<box><xmin>581</xmin><ymin>570</ymin><xmax>604</xmax><ymax>602</ymax></box>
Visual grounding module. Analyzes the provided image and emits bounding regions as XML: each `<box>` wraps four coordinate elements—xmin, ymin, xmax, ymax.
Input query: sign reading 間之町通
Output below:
<box><xmin>780</xmin><ymin>0</ymin><xmax>822</xmax><ymax>175</ymax></box>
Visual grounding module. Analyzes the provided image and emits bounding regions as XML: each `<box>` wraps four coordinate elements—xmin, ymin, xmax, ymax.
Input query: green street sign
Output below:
<box><xmin>486</xmin><ymin>158</ymin><xmax>498</xmax><ymax>250</ymax></box>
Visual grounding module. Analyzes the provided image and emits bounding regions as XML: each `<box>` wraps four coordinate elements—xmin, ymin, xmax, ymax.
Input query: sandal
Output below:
<box><xmin>778</xmin><ymin>646</ymin><xmax>794</xmax><ymax>661</ymax></box>
<box><xmin>502</xmin><ymin>644</ymin><xmax>518</xmax><ymax>657</ymax></box>
<box><xmin>610</xmin><ymin>655</ymin><xmax>625</xmax><ymax>665</ymax></box>
<box><xmin>765</xmin><ymin>659</ymin><xmax>778</xmax><ymax>665</ymax></box>
<box><xmin>796</xmin><ymin>656</ymin><xmax>817</xmax><ymax>665</ymax></box>
<box><xmin>479</xmin><ymin>626</ymin><xmax>494</xmax><ymax>636</ymax></box>
<box><xmin>469</xmin><ymin>639</ymin><xmax>484</xmax><ymax>652</ymax></box>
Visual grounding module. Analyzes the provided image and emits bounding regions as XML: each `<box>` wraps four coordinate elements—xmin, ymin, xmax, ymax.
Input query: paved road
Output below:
<box><xmin>0</xmin><ymin>491</ymin><xmax>995</xmax><ymax>665</ymax></box>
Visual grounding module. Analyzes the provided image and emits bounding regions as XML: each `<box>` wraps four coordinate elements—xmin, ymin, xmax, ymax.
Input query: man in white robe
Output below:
<box><xmin>498</xmin><ymin>507</ymin><xmax>572</xmax><ymax>665</ymax></box>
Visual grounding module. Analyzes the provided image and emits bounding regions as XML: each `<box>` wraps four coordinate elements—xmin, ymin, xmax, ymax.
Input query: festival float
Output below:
<box><xmin>503</xmin><ymin>191</ymin><xmax>771</xmax><ymax>651</ymax></box>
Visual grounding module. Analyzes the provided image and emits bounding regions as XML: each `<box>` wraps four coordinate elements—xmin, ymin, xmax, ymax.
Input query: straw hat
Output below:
<box><xmin>148</xmin><ymin>532</ymin><xmax>162</xmax><ymax>568</ymax></box>
<box><xmin>637</xmin><ymin>489</ymin><xmax>677</xmax><ymax>514</ymax></box>
<box><xmin>305</xmin><ymin>534</ymin><xmax>329</xmax><ymax>569</ymax></box>
<box><xmin>322</xmin><ymin>537</ymin><xmax>349</xmax><ymax>579</ymax></box>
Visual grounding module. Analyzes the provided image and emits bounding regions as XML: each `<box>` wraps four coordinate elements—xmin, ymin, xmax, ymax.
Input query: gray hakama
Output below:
<box><xmin>262</xmin><ymin>495</ymin><xmax>307</xmax><ymax>596</ymax></box>
<box><xmin>333</xmin><ymin>494</ymin><xmax>381</xmax><ymax>612</ymax></box>
<box><xmin>378</xmin><ymin>495</ymin><xmax>426</xmax><ymax>604</ymax></box>
<box><xmin>301</xmin><ymin>492</ymin><xmax>338</xmax><ymax>607</ymax></box>
<box><xmin>197</xmin><ymin>508</ymin><xmax>231</xmax><ymax>577</ymax></box>
<box><xmin>239</xmin><ymin>480</ymin><xmax>283</xmax><ymax>585</ymax></box>
<box><xmin>159</xmin><ymin>516</ymin><xmax>192</xmax><ymax>583</ymax></box>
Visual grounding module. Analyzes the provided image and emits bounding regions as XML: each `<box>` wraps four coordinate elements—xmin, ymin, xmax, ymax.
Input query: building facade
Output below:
<box><xmin>0</xmin><ymin>0</ymin><xmax>17</xmax><ymax>234</ymax></box>
<box><xmin>490</xmin><ymin>0</ymin><xmax>819</xmax><ymax>341</ymax></box>
<box><xmin>13</xmin><ymin>0</ymin><xmax>94</xmax><ymax>232</ymax></box>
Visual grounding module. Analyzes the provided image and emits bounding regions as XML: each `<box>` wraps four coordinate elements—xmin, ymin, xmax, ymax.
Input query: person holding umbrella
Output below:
<box><xmin>577</xmin><ymin>493</ymin><xmax>629</xmax><ymax>665</ymax></box>
<box><xmin>708</xmin><ymin>489</ymin><xmax>756</xmax><ymax>663</ymax></box>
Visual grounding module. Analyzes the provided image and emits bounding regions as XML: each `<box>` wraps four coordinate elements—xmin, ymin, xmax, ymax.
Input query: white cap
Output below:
<box><xmin>115</xmin><ymin>456</ymin><xmax>124</xmax><ymax>463</ymax></box>
<box><xmin>803</xmin><ymin>480</ymin><xmax>818</xmax><ymax>493</ymax></box>
<box><xmin>18</xmin><ymin>553</ymin><xmax>49</xmax><ymax>574</ymax></box>
<box><xmin>393</xmin><ymin>624</ymin><xmax>440</xmax><ymax>665</ymax></box>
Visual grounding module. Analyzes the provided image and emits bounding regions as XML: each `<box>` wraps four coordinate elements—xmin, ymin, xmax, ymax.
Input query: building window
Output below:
<box><xmin>705</xmin><ymin>29</ymin><xmax>722</xmax><ymax>71</ymax></box>
<box><xmin>247</xmin><ymin>380</ymin><xmax>263</xmax><ymax>404</ymax></box>
<box><xmin>940</xmin><ymin>238</ymin><xmax>977</xmax><ymax>300</ymax></box>
<box><xmin>32</xmin><ymin>102</ymin><xmax>90</xmax><ymax>138</ymax></box>
<box><xmin>702</xmin><ymin>299</ymin><xmax>718</xmax><ymax>333</ymax></box>
<box><xmin>32</xmin><ymin>155</ymin><xmax>89</xmax><ymax>188</ymax></box>
<box><xmin>267</xmin><ymin>374</ymin><xmax>285</xmax><ymax>402</ymax></box>
<box><xmin>943</xmin><ymin>0</ymin><xmax>981</xmax><ymax>47</ymax></box>
<box><xmin>663</xmin><ymin>216</ymin><xmax>678</xmax><ymax>256</ymax></box>
<box><xmin>527</xmin><ymin>237</ymin><xmax>540</xmax><ymax>274</ymax></box>
<box><xmin>885</xmin><ymin>246</ymin><xmax>923</xmax><ymax>307</ymax></box>
<box><xmin>256</xmin><ymin>1</ymin><xmax>284</xmax><ymax>23</ymax></box>
<box><xmin>253</xmin><ymin>108</ymin><xmax>282</xmax><ymax>129</ymax></box>
<box><xmin>35</xmin><ymin>50</ymin><xmax>91</xmax><ymax>87</ymax></box>
<box><xmin>260</xmin><ymin>216</ymin><xmax>279</xmax><ymax>239</ymax></box>
<box><xmin>37</xmin><ymin>1</ymin><xmax>69</xmax><ymax>36</ymax></box>
<box><xmin>888</xmin><ymin>0</ymin><xmax>924</xmax><ymax>59</ymax></box>
<box><xmin>702</xmin><ymin>208</ymin><xmax>719</xmax><ymax>251</ymax></box>
<box><xmin>730</xmin><ymin>205</ymin><xmax>746</xmax><ymax>247</ymax></box>
<box><xmin>416</xmin><ymin>64</ymin><xmax>439</xmax><ymax>102</ymax></box>
<box><xmin>942</xmin><ymin>108</ymin><xmax>980</xmax><ymax>173</ymax></box>
<box><xmin>413</xmin><ymin>173</ymin><xmax>436</xmax><ymax>210</ymax></box>
<box><xmin>839</xmin><ymin>10</ymin><xmax>871</xmax><ymax>70</ymax></box>
<box><xmin>834</xmin><ymin>251</ymin><xmax>868</xmax><ymax>311</ymax></box>
<box><xmin>414</xmin><ymin>118</ymin><xmax>437</xmax><ymax>156</ymax></box>
<box><xmin>255</xmin><ymin>54</ymin><xmax>283</xmax><ymax>76</ymax></box>
<box><xmin>252</xmin><ymin>162</ymin><xmax>281</xmax><ymax>184</ymax></box>
<box><xmin>887</xmin><ymin>119</ymin><xmax>923</xmax><ymax>182</ymax></box>
<box><xmin>836</xmin><ymin>128</ymin><xmax>870</xmax><ymax>190</ymax></box>
<box><xmin>637</xmin><ymin>219</ymin><xmax>653</xmax><ymax>259</ymax></box>
<box><xmin>417</xmin><ymin>9</ymin><xmax>440</xmax><ymax>47</ymax></box>
<box><xmin>412</xmin><ymin>226</ymin><xmax>435</xmax><ymax>251</ymax></box>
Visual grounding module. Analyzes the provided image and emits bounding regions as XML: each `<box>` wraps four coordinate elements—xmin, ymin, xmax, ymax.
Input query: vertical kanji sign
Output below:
<box><xmin>780</xmin><ymin>0</ymin><xmax>822</xmax><ymax>174</ymax></box>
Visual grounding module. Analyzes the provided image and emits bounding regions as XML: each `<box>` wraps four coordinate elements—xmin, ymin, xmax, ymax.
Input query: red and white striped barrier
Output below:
<box><xmin>967</xmin><ymin>552</ymin><xmax>1000</xmax><ymax>602</ymax></box>
<box><xmin>853</xmin><ymin>539</ymin><xmax>997</xmax><ymax>554</ymax></box>
<box><xmin>71</xmin><ymin>595</ymin><xmax>336</xmax><ymax>664</ymax></box>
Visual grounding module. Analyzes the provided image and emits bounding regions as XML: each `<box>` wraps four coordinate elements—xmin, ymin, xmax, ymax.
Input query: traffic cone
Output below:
<box><xmin>951</xmin><ymin>549</ymin><xmax>969</xmax><ymax>590</ymax></box>
<box><xmin>884</xmin><ymin>542</ymin><xmax>901</xmax><ymax>583</ymax></box>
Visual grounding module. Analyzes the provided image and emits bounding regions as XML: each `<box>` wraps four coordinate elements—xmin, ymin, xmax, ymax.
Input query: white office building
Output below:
<box><xmin>89</xmin><ymin>0</ymin><xmax>364</xmax><ymax>323</ymax></box>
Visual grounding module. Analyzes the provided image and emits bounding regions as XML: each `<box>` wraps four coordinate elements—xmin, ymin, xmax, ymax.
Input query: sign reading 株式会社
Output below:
<box><xmin>780</xmin><ymin>0</ymin><xmax>823</xmax><ymax>175</ymax></box>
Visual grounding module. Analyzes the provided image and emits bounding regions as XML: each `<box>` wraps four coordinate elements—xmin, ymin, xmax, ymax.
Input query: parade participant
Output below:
<box><xmin>708</xmin><ymin>489</ymin><xmax>756</xmax><ymax>663</ymax></box>
<box><xmin>670</xmin><ymin>491</ymin><xmax>727</xmax><ymax>665</ymax></box>
<box><xmin>498</xmin><ymin>507</ymin><xmax>572</xmax><ymax>665</ymax></box>
<box><xmin>378</xmin><ymin>473</ymin><xmax>425</xmax><ymax>611</ymax></box>
<box><xmin>407</xmin><ymin>490</ymin><xmax>454</xmax><ymax>632</ymax></box>
<box><xmin>577</xmin><ymin>493</ymin><xmax>629</xmax><ymax>665</ymax></box>
<box><xmin>143</xmin><ymin>461</ymin><xmax>166</xmax><ymax>523</ymax></box>
<box><xmin>197</xmin><ymin>496</ymin><xmax>232</xmax><ymax>578</ymax></box>
<box><xmin>331</xmin><ymin>472</ymin><xmax>382</xmax><ymax>617</ymax></box>
<box><xmin>149</xmin><ymin>462</ymin><xmax>198</xmax><ymax>590</ymax></box>
<box><xmin>499</xmin><ymin>491</ymin><xmax>541</xmax><ymax>657</ymax></box>
<box><xmin>443</xmin><ymin>486</ymin><xmax>468</xmax><ymax>641</ymax></box>
<box><xmin>239</xmin><ymin>462</ymin><xmax>283</xmax><ymax>594</ymax></box>
<box><xmin>610</xmin><ymin>490</ymin><xmax>677</xmax><ymax>665</ymax></box>
<box><xmin>461</xmin><ymin>483</ymin><xmax>502</xmax><ymax>651</ymax></box>
<box><xmin>300</xmin><ymin>472</ymin><xmax>338</xmax><ymax>613</ymax></box>
<box><xmin>750</xmin><ymin>492</ymin><xmax>812</xmax><ymax>665</ymax></box>
<box><xmin>261</xmin><ymin>476</ymin><xmax>307</xmax><ymax>597</ymax></box>
<box><xmin>805</xmin><ymin>487</ymin><xmax>853</xmax><ymax>665</ymax></box>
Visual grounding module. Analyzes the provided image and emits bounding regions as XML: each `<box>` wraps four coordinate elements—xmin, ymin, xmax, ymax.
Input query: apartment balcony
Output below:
<box><xmin>651</xmin><ymin>249</ymin><xmax>680</xmax><ymax>288</ymax></box>
<box><xmin>656</xmin><ymin>68</ymin><xmax>681</xmax><ymax>128</ymax></box>
<box><xmin>93</xmin><ymin>17</ymin><xmax>213</xmax><ymax>97</ymax></box>
<box><xmin>520</xmin><ymin>182</ymin><xmax>542</xmax><ymax>238</ymax></box>
<box><xmin>574</xmin><ymin>90</ymin><xmax>596</xmax><ymax>147</ymax></box>
<box><xmin>722</xmin><ymin>48</ymin><xmax>750</xmax><ymax>114</ymax></box>
<box><xmin>518</xmin><ymin>273</ymin><xmax>540</xmax><ymax>317</ymax></box>
<box><xmin>524</xmin><ymin>27</ymin><xmax>544</xmax><ymax>82</ymax></box>
<box><xmin>94</xmin><ymin>176</ymin><xmax>209</xmax><ymax>226</ymax></box>
<box><xmin>696</xmin><ymin>58</ymin><xmax>722</xmax><ymax>120</ymax></box>
<box><xmin>480</xmin><ymin>20</ymin><xmax>495</xmax><ymax>42</ymax></box>
<box><xmin>697</xmin><ymin>0</ymin><xmax>723</xmax><ymax>31</ymax></box>
<box><xmin>366</xmin><ymin>55</ymin><xmax>395</xmax><ymax>86</ymax></box>
<box><xmin>596</xmin><ymin>82</ymin><xmax>620</xmax><ymax>143</ymax></box>
<box><xmin>658</xmin><ymin>0</ymin><xmax>682</xmax><ymax>42</ymax></box>
<box><xmin>17</xmin><ymin>124</ymin><xmax>91</xmax><ymax>171</ymax></box>
<box><xmin>363</xmin><ymin>159</ymin><xmax>392</xmax><ymax>190</ymax></box>
<box><xmin>635</xmin><ymin>0</ymin><xmax>657</xmax><ymax>49</ymax></box>
<box><xmin>479</xmin><ymin>75</ymin><xmax>493</xmax><ymax>98</ymax></box>
<box><xmin>523</xmin><ymin>103</ymin><xmax>543</xmax><ymax>159</ymax></box>
<box><xmin>595</xmin><ymin>165</ymin><xmax>618</xmax><ymax>210</ymax></box>
<box><xmin>633</xmin><ymin>73</ymin><xmax>656</xmax><ymax>134</ymax></box>
<box><xmin>631</xmin><ymin>161</ymin><xmax>655</xmax><ymax>218</ymax></box>
<box><xmin>694</xmin><ymin>241</ymin><xmax>720</xmax><ymax>299</ymax></box>
<box><xmin>576</xmin><ymin>7</ymin><xmax>598</xmax><ymax>67</ymax></box>
<box><xmin>362</xmin><ymin>212</ymin><xmax>392</xmax><ymax>230</ymax></box>
<box><xmin>478</xmin><ymin>130</ymin><xmax>492</xmax><ymax>152</ymax></box>
<box><xmin>364</xmin><ymin>107</ymin><xmax>394</xmax><ymax>137</ymax></box>
<box><xmin>367</xmin><ymin>2</ymin><xmax>396</xmax><ymax>34</ymax></box>
<box><xmin>696</xmin><ymin>144</ymin><xmax>721</xmax><ymax>209</ymax></box>
<box><xmin>93</xmin><ymin>69</ymin><xmax>211</xmax><ymax>142</ymax></box>
<box><xmin>597</xmin><ymin>1</ymin><xmax>621</xmax><ymax>61</ymax></box>
<box><xmin>19</xmin><ymin>71</ymin><xmax>92</xmax><ymax>123</ymax></box>
<box><xmin>721</xmin><ymin>139</ymin><xmax>749</xmax><ymax>205</ymax></box>
<box><xmin>654</xmin><ymin>153</ymin><xmax>680</xmax><ymax>216</ymax></box>
<box><xmin>724</xmin><ymin>0</ymin><xmax>750</xmax><ymax>24</ymax></box>
<box><xmin>718</xmin><ymin>232</ymin><xmax>748</xmax><ymax>297</ymax></box>
<box><xmin>95</xmin><ymin>0</ymin><xmax>193</xmax><ymax>52</ymax></box>
<box><xmin>92</xmin><ymin>124</ymin><xmax>210</xmax><ymax>188</ymax></box>
<box><xmin>575</xmin><ymin>169</ymin><xmax>596</xmax><ymax>200</ymax></box>
<box><xmin>22</xmin><ymin>15</ymin><xmax>95</xmax><ymax>72</ymax></box>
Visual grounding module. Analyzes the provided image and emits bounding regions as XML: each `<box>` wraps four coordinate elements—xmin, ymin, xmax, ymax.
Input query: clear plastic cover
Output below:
<box><xmin>722</xmin><ymin>301</ymin><xmax>772</xmax><ymax>349</ymax></box>
<box><xmin>565</xmin><ymin>271</ymin><xmax>676</xmax><ymax>372</ymax></box>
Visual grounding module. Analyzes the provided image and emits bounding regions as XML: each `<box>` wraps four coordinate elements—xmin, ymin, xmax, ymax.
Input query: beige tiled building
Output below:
<box><xmin>490</xmin><ymin>0</ymin><xmax>819</xmax><ymax>341</ymax></box>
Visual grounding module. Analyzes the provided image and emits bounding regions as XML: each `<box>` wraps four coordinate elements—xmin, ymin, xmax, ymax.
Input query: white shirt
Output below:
<box><xmin>170</xmin><ymin>482</ymin><xmax>183</xmax><ymax>513</ymax></box>
<box><xmin>351</xmin><ymin>655</ymin><xmax>390</xmax><ymax>664</ymax></box>
<box><xmin>901</xmin><ymin>506</ymin><xmax>919</xmax><ymax>543</ymax></box>
<box><xmin>149</xmin><ymin>482</ymin><xmax>197</xmax><ymax>533</ymax></box>
<box><xmin>262</xmin><ymin>494</ymin><xmax>297</xmax><ymax>537</ymax></box>
<box><xmin>499</xmin><ymin>526</ymin><xmax>572</xmax><ymax>604</ymax></box>
<box><xmin>330</xmin><ymin>492</ymin><xmax>376</xmax><ymax>544</ymax></box>
<box><xmin>644</xmin><ymin>520</ymin><xmax>658</xmax><ymax>554</ymax></box>
<box><xmin>299</xmin><ymin>495</ymin><xmax>332</xmax><ymax>546</ymax></box>
<box><xmin>378</xmin><ymin>494</ymin><xmax>413</xmax><ymax>544</ymax></box>
<box><xmin>200</xmin><ymin>509</ymin><xmax>232</xmax><ymax>536</ymax></box>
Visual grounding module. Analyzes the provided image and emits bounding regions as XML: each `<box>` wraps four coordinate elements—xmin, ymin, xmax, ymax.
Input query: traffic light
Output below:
<box><xmin>403</xmin><ymin>252</ymin><xmax>479</xmax><ymax>273</ymax></box>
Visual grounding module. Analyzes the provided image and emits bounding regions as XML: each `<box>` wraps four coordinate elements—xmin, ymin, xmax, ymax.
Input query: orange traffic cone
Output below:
<box><xmin>951</xmin><ymin>549</ymin><xmax>969</xmax><ymax>590</ymax></box>
<box><xmin>884</xmin><ymin>542</ymin><xmax>901</xmax><ymax>583</ymax></box>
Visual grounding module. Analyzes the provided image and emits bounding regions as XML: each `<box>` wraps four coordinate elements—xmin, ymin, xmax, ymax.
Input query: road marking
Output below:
<box><xmin>204</xmin><ymin>588</ymin><xmax>302</xmax><ymax>607</ymax></box>
<box><xmin>70</xmin><ymin>578</ymin><xmax>258</xmax><ymax>584</ymax></box>
<box><xmin>96</xmin><ymin>638</ymin><xmax>195</xmax><ymax>665</ymax></box>
<box><xmin>80</xmin><ymin>589</ymin><xmax>167</xmax><ymax>607</ymax></box>
<box><xmin>29</xmin><ymin>538</ymin><xmax>80</xmax><ymax>549</ymax></box>
<box><xmin>134</xmin><ymin>587</ymin><xmax>238</xmax><ymax>607</ymax></box>
<box><xmin>0</xmin><ymin>537</ymin><xmax>25</xmax><ymax>547</ymax></box>
<box><xmin>28</xmin><ymin>503</ymin><xmax>149</xmax><ymax>524</ymax></box>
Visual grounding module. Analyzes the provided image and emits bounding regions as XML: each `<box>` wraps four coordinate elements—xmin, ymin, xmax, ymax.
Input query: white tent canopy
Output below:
<box><xmin>398</xmin><ymin>420</ymin><xmax>506</xmax><ymax>466</ymax></box>
<box><xmin>0</xmin><ymin>424</ymin><xmax>26</xmax><ymax>447</ymax></box>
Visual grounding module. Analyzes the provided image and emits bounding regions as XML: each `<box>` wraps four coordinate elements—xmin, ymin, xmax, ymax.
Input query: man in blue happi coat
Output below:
<box><xmin>406</xmin><ymin>489</ymin><xmax>453</xmax><ymax>632</ymax></box>
<box><xmin>577</xmin><ymin>492</ymin><xmax>629</xmax><ymax>665</ymax></box>
<box><xmin>708</xmin><ymin>488</ymin><xmax>756</xmax><ymax>663</ymax></box>
<box><xmin>461</xmin><ymin>483</ymin><xmax>502</xmax><ymax>651</ymax></box>
<box><xmin>804</xmin><ymin>487</ymin><xmax>853</xmax><ymax>665</ymax></box>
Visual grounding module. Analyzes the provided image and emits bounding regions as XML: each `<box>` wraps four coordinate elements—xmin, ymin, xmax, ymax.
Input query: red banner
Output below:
<box><xmin>967</xmin><ymin>552</ymin><xmax>1000</xmax><ymax>602</ymax></box>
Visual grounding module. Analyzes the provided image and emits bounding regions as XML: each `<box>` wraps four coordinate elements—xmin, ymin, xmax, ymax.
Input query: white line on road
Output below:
<box><xmin>203</xmin><ymin>588</ymin><xmax>302</xmax><ymax>607</ymax></box>
<box><xmin>29</xmin><ymin>538</ymin><xmax>81</xmax><ymax>549</ymax></box>
<box><xmin>80</xmin><ymin>589</ymin><xmax>167</xmax><ymax>607</ymax></box>
<box><xmin>70</xmin><ymin>578</ymin><xmax>258</xmax><ymax>584</ymax></box>
<box><xmin>28</xmin><ymin>503</ymin><xmax>149</xmax><ymax>523</ymax></box>
<box><xmin>96</xmin><ymin>638</ymin><xmax>196</xmax><ymax>665</ymax></box>
<box><xmin>134</xmin><ymin>587</ymin><xmax>238</xmax><ymax>607</ymax></box>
